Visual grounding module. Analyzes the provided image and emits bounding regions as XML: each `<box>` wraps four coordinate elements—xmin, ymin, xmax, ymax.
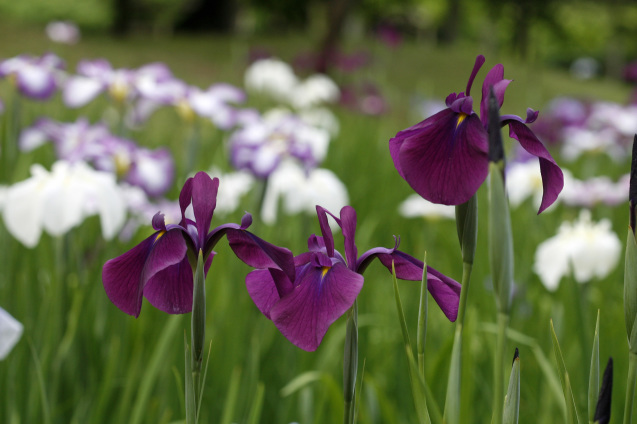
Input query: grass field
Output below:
<box><xmin>0</xmin><ymin>21</ymin><xmax>634</xmax><ymax>423</ymax></box>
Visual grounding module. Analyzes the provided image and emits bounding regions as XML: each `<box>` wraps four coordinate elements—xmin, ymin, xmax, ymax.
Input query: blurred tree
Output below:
<box><xmin>175</xmin><ymin>0</ymin><xmax>237</xmax><ymax>32</ymax></box>
<box><xmin>483</xmin><ymin>0</ymin><xmax>558</xmax><ymax>59</ymax></box>
<box><xmin>249</xmin><ymin>0</ymin><xmax>309</xmax><ymax>32</ymax></box>
<box><xmin>437</xmin><ymin>0</ymin><xmax>460</xmax><ymax>44</ymax></box>
<box><xmin>315</xmin><ymin>0</ymin><xmax>357</xmax><ymax>73</ymax></box>
<box><xmin>111</xmin><ymin>0</ymin><xmax>133</xmax><ymax>36</ymax></box>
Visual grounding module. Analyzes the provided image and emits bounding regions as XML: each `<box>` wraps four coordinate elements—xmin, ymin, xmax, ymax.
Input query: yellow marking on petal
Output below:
<box><xmin>456</xmin><ymin>113</ymin><xmax>468</xmax><ymax>127</ymax></box>
<box><xmin>321</xmin><ymin>266</ymin><xmax>330</xmax><ymax>278</ymax></box>
<box><xmin>155</xmin><ymin>230</ymin><xmax>166</xmax><ymax>242</ymax></box>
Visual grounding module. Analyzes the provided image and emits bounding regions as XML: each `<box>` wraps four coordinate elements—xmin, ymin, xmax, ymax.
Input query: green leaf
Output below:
<box><xmin>391</xmin><ymin>264</ymin><xmax>432</xmax><ymax>424</ymax></box>
<box><xmin>246</xmin><ymin>382</ymin><xmax>265</xmax><ymax>424</ymax></box>
<box><xmin>281</xmin><ymin>371</ymin><xmax>325</xmax><ymax>397</ymax></box>
<box><xmin>220</xmin><ymin>367</ymin><xmax>242</xmax><ymax>424</ymax></box>
<box><xmin>481</xmin><ymin>324</ymin><xmax>564</xmax><ymax>417</ymax></box>
<box><xmin>503</xmin><ymin>348</ymin><xmax>520</xmax><ymax>424</ymax></box>
<box><xmin>627</xmin><ymin>229</ymin><xmax>637</xmax><ymax>353</ymax></box>
<box><xmin>184</xmin><ymin>335</ymin><xmax>196</xmax><ymax>424</ymax></box>
<box><xmin>550</xmin><ymin>319</ymin><xmax>580</xmax><ymax>424</ymax></box>
<box><xmin>443</xmin><ymin>326</ymin><xmax>461</xmax><ymax>424</ymax></box>
<box><xmin>588</xmin><ymin>310</ymin><xmax>600</xmax><ymax>423</ymax></box>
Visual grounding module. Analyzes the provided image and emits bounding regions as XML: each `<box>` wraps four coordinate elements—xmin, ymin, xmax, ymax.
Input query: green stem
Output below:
<box><xmin>492</xmin><ymin>312</ymin><xmax>509</xmax><ymax>424</ymax></box>
<box><xmin>456</xmin><ymin>262</ymin><xmax>473</xmax><ymax>327</ymax></box>
<box><xmin>343</xmin><ymin>301</ymin><xmax>358</xmax><ymax>424</ymax></box>
<box><xmin>624</xmin><ymin>351</ymin><xmax>637</xmax><ymax>424</ymax></box>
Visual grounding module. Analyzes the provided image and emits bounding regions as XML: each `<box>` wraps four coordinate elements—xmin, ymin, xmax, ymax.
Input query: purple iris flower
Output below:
<box><xmin>232</xmin><ymin>205</ymin><xmax>461</xmax><ymax>351</ymax></box>
<box><xmin>389</xmin><ymin>55</ymin><xmax>564</xmax><ymax>214</ymax></box>
<box><xmin>0</xmin><ymin>53</ymin><xmax>65</xmax><ymax>100</ymax></box>
<box><xmin>103</xmin><ymin>171</ymin><xmax>294</xmax><ymax>317</ymax></box>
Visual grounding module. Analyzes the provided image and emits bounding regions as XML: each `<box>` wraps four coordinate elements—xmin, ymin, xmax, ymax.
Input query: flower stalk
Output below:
<box><xmin>191</xmin><ymin>249</ymin><xmax>206</xmax><ymax>406</ymax></box>
<box><xmin>343</xmin><ymin>301</ymin><xmax>358</xmax><ymax>424</ymax></box>
<box><xmin>487</xmin><ymin>87</ymin><xmax>514</xmax><ymax>424</ymax></box>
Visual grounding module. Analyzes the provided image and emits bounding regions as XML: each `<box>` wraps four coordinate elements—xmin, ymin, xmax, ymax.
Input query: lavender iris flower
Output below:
<box><xmin>389</xmin><ymin>55</ymin><xmax>564</xmax><ymax>213</ymax></box>
<box><xmin>19</xmin><ymin>118</ymin><xmax>175</xmax><ymax>197</ymax></box>
<box><xmin>63</xmin><ymin>60</ymin><xmax>172</xmax><ymax>108</ymax></box>
<box><xmin>103</xmin><ymin>172</ymin><xmax>294</xmax><ymax>317</ymax></box>
<box><xmin>0</xmin><ymin>53</ymin><xmax>65</xmax><ymax>100</ymax></box>
<box><xmin>229</xmin><ymin>109</ymin><xmax>330</xmax><ymax>178</ymax></box>
<box><xmin>232</xmin><ymin>205</ymin><xmax>461</xmax><ymax>351</ymax></box>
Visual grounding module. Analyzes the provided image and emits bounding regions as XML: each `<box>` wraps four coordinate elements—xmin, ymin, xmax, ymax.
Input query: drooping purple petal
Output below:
<box><xmin>270</xmin><ymin>261</ymin><xmax>364</xmax><ymax>351</ymax></box>
<box><xmin>245</xmin><ymin>269</ymin><xmax>281</xmax><ymax>319</ymax></box>
<box><xmin>102</xmin><ymin>233</ymin><xmax>156</xmax><ymax>317</ymax></box>
<box><xmin>506</xmin><ymin>120</ymin><xmax>564</xmax><ymax>213</ymax></box>
<box><xmin>143</xmin><ymin>256</ymin><xmax>194</xmax><ymax>314</ymax></box>
<box><xmin>397</xmin><ymin>108</ymin><xmax>489</xmax><ymax>205</ymax></box>
<box><xmin>367</xmin><ymin>249</ymin><xmax>461</xmax><ymax>322</ymax></box>
<box><xmin>426</xmin><ymin>268</ymin><xmax>461</xmax><ymax>322</ymax></box>
<box><xmin>226</xmin><ymin>229</ymin><xmax>296</xmax><ymax>282</ymax></box>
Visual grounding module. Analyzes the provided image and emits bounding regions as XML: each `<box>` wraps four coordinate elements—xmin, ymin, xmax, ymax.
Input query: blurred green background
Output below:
<box><xmin>1</xmin><ymin>1</ymin><xmax>636</xmax><ymax>423</ymax></box>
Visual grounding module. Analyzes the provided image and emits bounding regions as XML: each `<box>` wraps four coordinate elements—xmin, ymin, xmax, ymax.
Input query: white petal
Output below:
<box><xmin>0</xmin><ymin>307</ymin><xmax>23</xmax><ymax>360</ymax></box>
<box><xmin>63</xmin><ymin>76</ymin><xmax>103</xmax><ymax>107</ymax></box>
<box><xmin>2</xmin><ymin>171</ymin><xmax>46</xmax><ymax>248</ymax></box>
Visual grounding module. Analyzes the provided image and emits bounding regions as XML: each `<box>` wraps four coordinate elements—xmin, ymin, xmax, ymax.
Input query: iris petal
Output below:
<box><xmin>102</xmin><ymin>233</ymin><xmax>157</xmax><ymax>317</ymax></box>
<box><xmin>226</xmin><ymin>229</ymin><xmax>296</xmax><ymax>283</ymax></box>
<box><xmin>507</xmin><ymin>120</ymin><xmax>564</xmax><ymax>213</ymax></box>
<box><xmin>245</xmin><ymin>268</ymin><xmax>286</xmax><ymax>319</ymax></box>
<box><xmin>143</xmin><ymin>256</ymin><xmax>194</xmax><ymax>314</ymax></box>
<box><xmin>359</xmin><ymin>247</ymin><xmax>461</xmax><ymax>322</ymax></box>
<box><xmin>270</xmin><ymin>262</ymin><xmax>363</xmax><ymax>351</ymax></box>
<box><xmin>397</xmin><ymin>109</ymin><xmax>489</xmax><ymax>205</ymax></box>
<box><xmin>339</xmin><ymin>206</ymin><xmax>358</xmax><ymax>271</ymax></box>
<box><xmin>191</xmin><ymin>173</ymin><xmax>219</xmax><ymax>247</ymax></box>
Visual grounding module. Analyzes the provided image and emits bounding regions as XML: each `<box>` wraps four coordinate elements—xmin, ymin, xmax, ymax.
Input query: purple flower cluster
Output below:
<box><xmin>0</xmin><ymin>53</ymin><xmax>247</xmax><ymax>131</ymax></box>
<box><xmin>533</xmin><ymin>96</ymin><xmax>637</xmax><ymax>162</ymax></box>
<box><xmin>19</xmin><ymin>117</ymin><xmax>174</xmax><ymax>197</ymax></box>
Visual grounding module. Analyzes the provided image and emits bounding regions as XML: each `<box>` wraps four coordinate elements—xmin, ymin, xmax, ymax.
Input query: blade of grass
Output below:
<box><xmin>550</xmin><ymin>319</ymin><xmax>580</xmax><ymax>424</ymax></box>
<box><xmin>220</xmin><ymin>367</ymin><xmax>242</xmax><ymax>424</ymax></box>
<box><xmin>588</xmin><ymin>311</ymin><xmax>600</xmax><ymax>423</ymax></box>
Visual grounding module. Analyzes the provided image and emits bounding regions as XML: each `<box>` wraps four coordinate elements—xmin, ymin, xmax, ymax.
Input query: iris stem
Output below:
<box><xmin>456</xmin><ymin>262</ymin><xmax>473</xmax><ymax>326</ymax></box>
<box><xmin>343</xmin><ymin>301</ymin><xmax>358</xmax><ymax>424</ymax></box>
<box><xmin>492</xmin><ymin>312</ymin><xmax>509</xmax><ymax>424</ymax></box>
<box><xmin>624</xmin><ymin>351</ymin><xmax>637</xmax><ymax>424</ymax></box>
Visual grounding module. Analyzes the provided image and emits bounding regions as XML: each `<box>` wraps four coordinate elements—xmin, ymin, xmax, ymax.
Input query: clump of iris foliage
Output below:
<box><xmin>1</xmin><ymin>22</ymin><xmax>636</xmax><ymax>424</ymax></box>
